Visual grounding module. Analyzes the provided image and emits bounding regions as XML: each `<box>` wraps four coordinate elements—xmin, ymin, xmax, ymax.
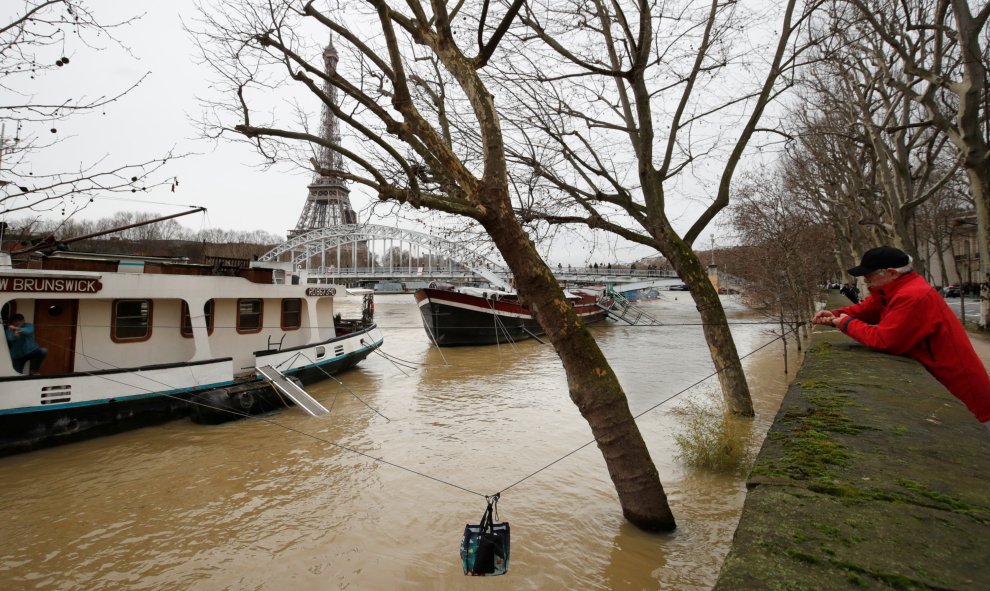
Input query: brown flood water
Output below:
<box><xmin>0</xmin><ymin>294</ymin><xmax>799</xmax><ymax>590</ymax></box>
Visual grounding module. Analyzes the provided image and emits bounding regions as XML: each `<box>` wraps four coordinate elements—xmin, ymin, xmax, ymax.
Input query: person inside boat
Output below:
<box><xmin>5</xmin><ymin>314</ymin><xmax>47</xmax><ymax>375</ymax></box>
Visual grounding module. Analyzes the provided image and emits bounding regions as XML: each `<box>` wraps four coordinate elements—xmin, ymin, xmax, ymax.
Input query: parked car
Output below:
<box><xmin>670</xmin><ymin>283</ymin><xmax>690</xmax><ymax>291</ymax></box>
<box><xmin>943</xmin><ymin>285</ymin><xmax>961</xmax><ymax>297</ymax></box>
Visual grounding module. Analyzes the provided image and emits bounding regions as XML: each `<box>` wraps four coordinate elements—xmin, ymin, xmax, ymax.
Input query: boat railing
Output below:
<box><xmin>266</xmin><ymin>334</ymin><xmax>287</xmax><ymax>351</ymax></box>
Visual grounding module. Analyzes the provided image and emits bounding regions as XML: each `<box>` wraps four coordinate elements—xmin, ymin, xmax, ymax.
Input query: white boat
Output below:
<box><xmin>0</xmin><ymin>249</ymin><xmax>383</xmax><ymax>456</ymax></box>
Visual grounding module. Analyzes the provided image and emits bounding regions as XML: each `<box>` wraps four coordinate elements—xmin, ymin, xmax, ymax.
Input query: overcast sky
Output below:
<box><xmin>8</xmin><ymin>0</ymin><xmax>313</xmax><ymax>236</ymax></box>
<box><xmin>6</xmin><ymin>0</ymin><xmax>732</xmax><ymax>265</ymax></box>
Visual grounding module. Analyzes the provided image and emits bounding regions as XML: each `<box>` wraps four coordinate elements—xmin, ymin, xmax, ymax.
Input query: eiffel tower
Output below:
<box><xmin>290</xmin><ymin>38</ymin><xmax>356</xmax><ymax>238</ymax></box>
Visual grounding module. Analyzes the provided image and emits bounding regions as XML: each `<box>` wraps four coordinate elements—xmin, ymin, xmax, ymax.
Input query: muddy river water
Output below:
<box><xmin>0</xmin><ymin>294</ymin><xmax>800</xmax><ymax>590</ymax></box>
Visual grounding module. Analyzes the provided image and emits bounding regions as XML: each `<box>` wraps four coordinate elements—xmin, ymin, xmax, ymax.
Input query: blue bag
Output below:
<box><xmin>460</xmin><ymin>494</ymin><xmax>510</xmax><ymax>576</ymax></box>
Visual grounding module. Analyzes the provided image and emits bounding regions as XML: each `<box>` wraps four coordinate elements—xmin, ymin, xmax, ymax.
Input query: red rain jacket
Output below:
<box><xmin>833</xmin><ymin>271</ymin><xmax>990</xmax><ymax>423</ymax></box>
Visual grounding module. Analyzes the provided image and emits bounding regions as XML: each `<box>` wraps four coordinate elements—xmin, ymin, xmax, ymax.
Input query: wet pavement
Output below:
<box><xmin>943</xmin><ymin>295</ymin><xmax>981</xmax><ymax>323</ymax></box>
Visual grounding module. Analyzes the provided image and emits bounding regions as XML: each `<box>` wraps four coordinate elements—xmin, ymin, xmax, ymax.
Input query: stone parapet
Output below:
<box><xmin>713</xmin><ymin>320</ymin><xmax>990</xmax><ymax>590</ymax></box>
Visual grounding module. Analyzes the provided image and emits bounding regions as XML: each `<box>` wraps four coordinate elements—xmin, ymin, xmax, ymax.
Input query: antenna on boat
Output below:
<box><xmin>10</xmin><ymin>206</ymin><xmax>207</xmax><ymax>255</ymax></box>
<box><xmin>0</xmin><ymin>122</ymin><xmax>9</xmax><ymax>190</ymax></box>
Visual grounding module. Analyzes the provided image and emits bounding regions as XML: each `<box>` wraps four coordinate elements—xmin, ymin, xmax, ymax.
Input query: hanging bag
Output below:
<box><xmin>460</xmin><ymin>494</ymin><xmax>510</xmax><ymax>576</ymax></box>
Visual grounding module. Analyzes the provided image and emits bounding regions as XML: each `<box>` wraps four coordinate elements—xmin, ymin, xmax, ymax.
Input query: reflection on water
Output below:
<box><xmin>0</xmin><ymin>294</ymin><xmax>797</xmax><ymax>590</ymax></box>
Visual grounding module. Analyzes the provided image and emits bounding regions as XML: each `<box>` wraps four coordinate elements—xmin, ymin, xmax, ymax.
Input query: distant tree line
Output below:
<box><xmin>3</xmin><ymin>211</ymin><xmax>282</xmax><ymax>261</ymax></box>
<box><xmin>738</xmin><ymin>0</ymin><xmax>990</xmax><ymax>327</ymax></box>
<box><xmin>7</xmin><ymin>211</ymin><xmax>281</xmax><ymax>245</ymax></box>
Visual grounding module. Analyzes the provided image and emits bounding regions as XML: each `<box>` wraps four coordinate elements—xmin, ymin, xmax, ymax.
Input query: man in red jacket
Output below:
<box><xmin>813</xmin><ymin>246</ymin><xmax>990</xmax><ymax>429</ymax></box>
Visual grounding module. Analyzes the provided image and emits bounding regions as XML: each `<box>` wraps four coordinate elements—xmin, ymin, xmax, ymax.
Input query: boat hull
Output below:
<box><xmin>0</xmin><ymin>392</ymin><xmax>198</xmax><ymax>457</ymax></box>
<box><xmin>414</xmin><ymin>288</ymin><xmax>606</xmax><ymax>347</ymax></box>
<box><xmin>0</xmin><ymin>357</ymin><xmax>233</xmax><ymax>456</ymax></box>
<box><xmin>0</xmin><ymin>326</ymin><xmax>384</xmax><ymax>455</ymax></box>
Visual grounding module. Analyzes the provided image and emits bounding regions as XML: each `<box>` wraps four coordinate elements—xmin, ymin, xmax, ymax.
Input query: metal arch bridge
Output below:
<box><xmin>258</xmin><ymin>223</ymin><xmax>512</xmax><ymax>289</ymax></box>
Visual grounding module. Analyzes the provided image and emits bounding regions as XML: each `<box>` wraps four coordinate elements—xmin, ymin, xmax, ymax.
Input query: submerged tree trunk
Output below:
<box><xmin>665</xmin><ymin>238</ymin><xmax>754</xmax><ymax>416</ymax></box>
<box><xmin>482</xmin><ymin>207</ymin><xmax>676</xmax><ymax>531</ymax></box>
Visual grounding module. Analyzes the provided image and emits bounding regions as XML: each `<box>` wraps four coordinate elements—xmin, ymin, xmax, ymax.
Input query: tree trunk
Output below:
<box><xmin>947</xmin><ymin>0</ymin><xmax>989</xmax><ymax>327</ymax></box>
<box><xmin>482</xmin><ymin>208</ymin><xmax>677</xmax><ymax>532</ymax></box>
<box><xmin>964</xmin><ymin>165</ymin><xmax>990</xmax><ymax>328</ymax></box>
<box><xmin>665</xmin><ymin>239</ymin><xmax>754</xmax><ymax>416</ymax></box>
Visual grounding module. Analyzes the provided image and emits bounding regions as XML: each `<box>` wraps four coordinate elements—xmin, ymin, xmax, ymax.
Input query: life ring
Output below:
<box><xmin>369</xmin><ymin>300</ymin><xmax>375</xmax><ymax>316</ymax></box>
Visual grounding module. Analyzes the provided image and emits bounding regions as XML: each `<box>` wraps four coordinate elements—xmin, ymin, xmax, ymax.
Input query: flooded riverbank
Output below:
<box><xmin>0</xmin><ymin>294</ymin><xmax>799</xmax><ymax>590</ymax></box>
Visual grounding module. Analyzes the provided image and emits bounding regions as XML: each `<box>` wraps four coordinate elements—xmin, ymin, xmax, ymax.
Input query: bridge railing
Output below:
<box><xmin>300</xmin><ymin>265</ymin><xmax>677</xmax><ymax>278</ymax></box>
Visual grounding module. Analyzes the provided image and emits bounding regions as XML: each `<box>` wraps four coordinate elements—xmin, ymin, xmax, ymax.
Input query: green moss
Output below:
<box><xmin>809</xmin><ymin>342</ymin><xmax>834</xmax><ymax>357</ymax></box>
<box><xmin>829</xmin><ymin>560</ymin><xmax>930</xmax><ymax>590</ymax></box>
<box><xmin>785</xmin><ymin>548</ymin><xmax>820</xmax><ymax>564</ymax></box>
<box><xmin>895</xmin><ymin>479</ymin><xmax>990</xmax><ymax>523</ymax></box>
<box><xmin>813</xmin><ymin>523</ymin><xmax>843</xmax><ymax>538</ymax></box>
<box><xmin>793</xmin><ymin>480</ymin><xmax>990</xmax><ymax>525</ymax></box>
<box><xmin>752</xmin><ymin>391</ymin><xmax>863</xmax><ymax>482</ymax></box>
<box><xmin>846</xmin><ymin>571</ymin><xmax>869</xmax><ymax>587</ymax></box>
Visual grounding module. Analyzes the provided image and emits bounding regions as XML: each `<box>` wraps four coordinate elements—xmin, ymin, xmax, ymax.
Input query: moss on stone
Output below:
<box><xmin>753</xmin><ymin>390</ymin><xmax>863</xmax><ymax>482</ymax></box>
<box><xmin>895</xmin><ymin>479</ymin><xmax>990</xmax><ymax>524</ymax></box>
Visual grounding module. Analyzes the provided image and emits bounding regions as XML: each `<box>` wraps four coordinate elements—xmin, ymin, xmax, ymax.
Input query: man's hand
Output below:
<box><xmin>813</xmin><ymin>311</ymin><xmax>849</xmax><ymax>328</ymax></box>
<box><xmin>812</xmin><ymin>310</ymin><xmax>835</xmax><ymax>325</ymax></box>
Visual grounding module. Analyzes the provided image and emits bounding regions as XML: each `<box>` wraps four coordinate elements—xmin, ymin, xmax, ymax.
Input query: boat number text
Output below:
<box><xmin>305</xmin><ymin>287</ymin><xmax>337</xmax><ymax>296</ymax></box>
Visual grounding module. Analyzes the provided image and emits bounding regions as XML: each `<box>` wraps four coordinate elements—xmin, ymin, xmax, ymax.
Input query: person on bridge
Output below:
<box><xmin>813</xmin><ymin>246</ymin><xmax>990</xmax><ymax>430</ymax></box>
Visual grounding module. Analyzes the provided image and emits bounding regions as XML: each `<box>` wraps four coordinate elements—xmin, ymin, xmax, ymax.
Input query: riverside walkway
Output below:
<box><xmin>714</xmin><ymin>300</ymin><xmax>990</xmax><ymax>590</ymax></box>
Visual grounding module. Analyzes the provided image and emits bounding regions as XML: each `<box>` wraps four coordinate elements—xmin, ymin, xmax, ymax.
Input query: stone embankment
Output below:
<box><xmin>713</xmin><ymin>310</ymin><xmax>990</xmax><ymax>590</ymax></box>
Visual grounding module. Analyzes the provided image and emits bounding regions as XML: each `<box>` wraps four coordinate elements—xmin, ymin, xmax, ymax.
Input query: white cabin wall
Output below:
<box><xmin>74</xmin><ymin>300</ymin><xmax>196</xmax><ymax>371</ymax></box>
<box><xmin>209</xmin><ymin>299</ymin><xmax>255</xmax><ymax>373</ymax></box>
<box><xmin>208</xmin><ymin>298</ymin><xmax>312</xmax><ymax>375</ymax></box>
<box><xmin>317</xmin><ymin>298</ymin><xmax>336</xmax><ymax>340</ymax></box>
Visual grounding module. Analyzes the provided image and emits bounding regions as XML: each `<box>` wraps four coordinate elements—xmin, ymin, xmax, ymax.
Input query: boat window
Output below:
<box><xmin>281</xmin><ymin>298</ymin><xmax>302</xmax><ymax>330</ymax></box>
<box><xmin>181</xmin><ymin>300</ymin><xmax>215</xmax><ymax>337</ymax></box>
<box><xmin>112</xmin><ymin>299</ymin><xmax>153</xmax><ymax>342</ymax></box>
<box><xmin>237</xmin><ymin>299</ymin><xmax>263</xmax><ymax>333</ymax></box>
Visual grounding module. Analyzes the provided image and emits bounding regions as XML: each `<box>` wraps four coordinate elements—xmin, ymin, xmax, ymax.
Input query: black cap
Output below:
<box><xmin>847</xmin><ymin>246</ymin><xmax>910</xmax><ymax>277</ymax></box>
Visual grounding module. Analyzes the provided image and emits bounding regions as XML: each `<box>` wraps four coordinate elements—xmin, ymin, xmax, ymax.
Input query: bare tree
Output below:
<box><xmin>843</xmin><ymin>0</ymin><xmax>990</xmax><ymax>326</ymax></box>
<box><xmin>779</xmin><ymin>8</ymin><xmax>960</xmax><ymax>281</ymax></box>
<box><xmin>913</xmin><ymin>173</ymin><xmax>972</xmax><ymax>286</ymax></box>
<box><xmin>780</xmin><ymin>110</ymin><xmax>880</xmax><ymax>279</ymax></box>
<box><xmin>0</xmin><ymin>1</ymin><xmax>178</xmax><ymax>219</ymax></box>
<box><xmin>192</xmin><ymin>0</ymin><xmax>676</xmax><ymax>530</ymax></box>
<box><xmin>491</xmin><ymin>0</ymin><xmax>823</xmax><ymax>416</ymax></box>
<box><xmin>813</xmin><ymin>2</ymin><xmax>959</xmax><ymax>265</ymax></box>
<box><xmin>732</xmin><ymin>167</ymin><xmax>835</xmax><ymax>333</ymax></box>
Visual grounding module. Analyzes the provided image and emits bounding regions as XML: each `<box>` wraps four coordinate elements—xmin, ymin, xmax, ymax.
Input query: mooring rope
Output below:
<box><xmin>30</xmin><ymin>324</ymin><xmax>800</xmax><ymax>502</ymax></box>
<box><xmin>297</xmin><ymin>352</ymin><xmax>391</xmax><ymax>423</ymax></box>
<box><xmin>495</xmin><ymin>324</ymin><xmax>801</xmax><ymax>495</ymax></box>
<box><xmin>36</xmin><ymin>341</ymin><xmax>487</xmax><ymax>497</ymax></box>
